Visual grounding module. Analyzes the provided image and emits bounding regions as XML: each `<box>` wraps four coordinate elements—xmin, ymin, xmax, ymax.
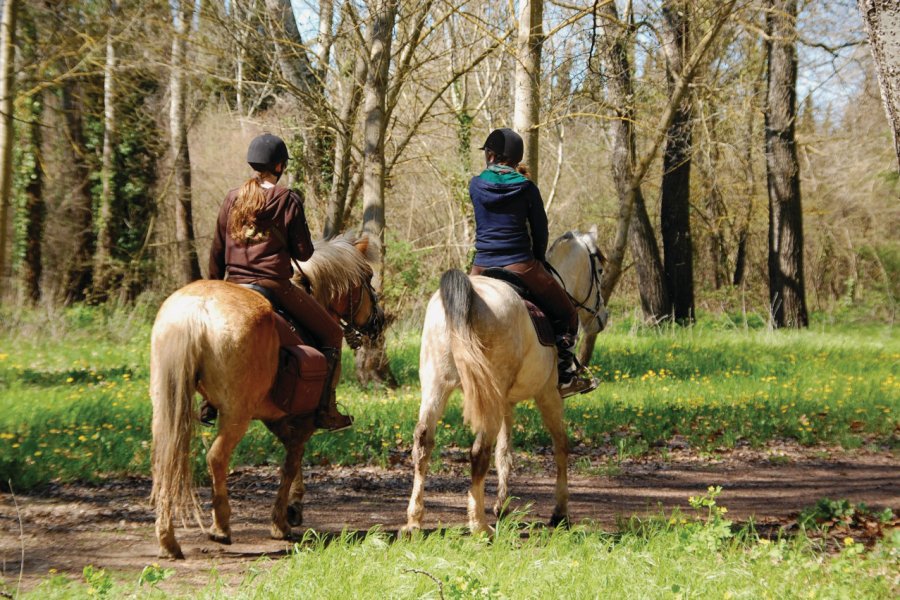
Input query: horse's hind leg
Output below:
<box><xmin>468</xmin><ymin>428</ymin><xmax>499</xmax><ymax>533</ymax></box>
<box><xmin>206</xmin><ymin>414</ymin><xmax>251</xmax><ymax>544</ymax></box>
<box><xmin>403</xmin><ymin>380</ymin><xmax>451</xmax><ymax>534</ymax></box>
<box><xmin>493</xmin><ymin>410</ymin><xmax>514</xmax><ymax>519</ymax></box>
<box><xmin>534</xmin><ymin>385</ymin><xmax>570</xmax><ymax>527</ymax></box>
<box><xmin>264</xmin><ymin>416</ymin><xmax>312</xmax><ymax>539</ymax></box>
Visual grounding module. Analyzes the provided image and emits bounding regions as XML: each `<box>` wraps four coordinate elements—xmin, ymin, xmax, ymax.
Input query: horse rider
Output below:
<box><xmin>468</xmin><ymin>128</ymin><xmax>597</xmax><ymax>398</ymax></box>
<box><xmin>205</xmin><ymin>132</ymin><xmax>353</xmax><ymax>431</ymax></box>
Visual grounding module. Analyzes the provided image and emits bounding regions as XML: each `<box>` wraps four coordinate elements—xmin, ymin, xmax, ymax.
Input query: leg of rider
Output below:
<box><xmin>259</xmin><ymin>279</ymin><xmax>351</xmax><ymax>430</ymax></box>
<box><xmin>503</xmin><ymin>260</ymin><xmax>592</xmax><ymax>390</ymax></box>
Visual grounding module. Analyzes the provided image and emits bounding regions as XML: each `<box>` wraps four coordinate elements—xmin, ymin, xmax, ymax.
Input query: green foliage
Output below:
<box><xmin>0</xmin><ymin>306</ymin><xmax>897</xmax><ymax>490</ymax></box>
<box><xmin>137</xmin><ymin>563</ymin><xmax>175</xmax><ymax>589</ymax></box>
<box><xmin>800</xmin><ymin>498</ymin><xmax>895</xmax><ymax>530</ymax></box>
<box><xmin>82</xmin><ymin>565</ymin><xmax>113</xmax><ymax>598</ymax></box>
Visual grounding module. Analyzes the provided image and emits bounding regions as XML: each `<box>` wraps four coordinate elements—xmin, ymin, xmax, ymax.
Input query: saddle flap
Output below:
<box><xmin>271</xmin><ymin>345</ymin><xmax>329</xmax><ymax>416</ymax></box>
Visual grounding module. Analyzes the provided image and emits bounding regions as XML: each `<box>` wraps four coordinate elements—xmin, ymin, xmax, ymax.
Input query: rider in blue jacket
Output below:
<box><xmin>469</xmin><ymin>128</ymin><xmax>596</xmax><ymax>397</ymax></box>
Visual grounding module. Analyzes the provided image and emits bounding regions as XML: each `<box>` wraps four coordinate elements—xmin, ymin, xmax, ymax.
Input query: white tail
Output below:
<box><xmin>439</xmin><ymin>269</ymin><xmax>504</xmax><ymax>434</ymax></box>
<box><xmin>149</xmin><ymin>304</ymin><xmax>205</xmax><ymax>524</ymax></box>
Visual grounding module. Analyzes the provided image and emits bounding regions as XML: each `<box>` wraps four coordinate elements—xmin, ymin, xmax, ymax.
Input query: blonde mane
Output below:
<box><xmin>298</xmin><ymin>233</ymin><xmax>375</xmax><ymax>306</ymax></box>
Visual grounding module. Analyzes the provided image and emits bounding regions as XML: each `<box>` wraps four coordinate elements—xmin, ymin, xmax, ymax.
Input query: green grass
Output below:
<box><xmin>0</xmin><ymin>306</ymin><xmax>897</xmax><ymax>490</ymax></box>
<box><xmin>13</xmin><ymin>511</ymin><xmax>900</xmax><ymax>599</ymax></box>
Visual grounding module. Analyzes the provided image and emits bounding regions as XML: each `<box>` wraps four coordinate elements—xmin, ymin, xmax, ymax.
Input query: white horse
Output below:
<box><xmin>404</xmin><ymin>230</ymin><xmax>608</xmax><ymax>533</ymax></box>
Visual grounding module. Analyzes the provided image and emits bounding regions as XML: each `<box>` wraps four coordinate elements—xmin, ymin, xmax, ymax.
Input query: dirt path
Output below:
<box><xmin>1</xmin><ymin>446</ymin><xmax>898</xmax><ymax>593</ymax></box>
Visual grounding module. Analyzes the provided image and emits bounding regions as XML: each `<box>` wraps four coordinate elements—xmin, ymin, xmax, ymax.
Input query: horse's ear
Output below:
<box><xmin>588</xmin><ymin>224</ymin><xmax>598</xmax><ymax>242</ymax></box>
<box><xmin>354</xmin><ymin>237</ymin><xmax>370</xmax><ymax>256</ymax></box>
<box><xmin>563</xmin><ymin>231</ymin><xmax>574</xmax><ymax>240</ymax></box>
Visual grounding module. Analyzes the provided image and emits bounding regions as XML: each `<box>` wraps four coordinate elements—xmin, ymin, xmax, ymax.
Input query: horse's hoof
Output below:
<box><xmin>399</xmin><ymin>524</ymin><xmax>420</xmax><ymax>539</ymax></box>
<box><xmin>549</xmin><ymin>513</ymin><xmax>570</xmax><ymax>529</ymax></box>
<box><xmin>208</xmin><ymin>532</ymin><xmax>232</xmax><ymax>545</ymax></box>
<box><xmin>286</xmin><ymin>503</ymin><xmax>303</xmax><ymax>527</ymax></box>
<box><xmin>158</xmin><ymin>546</ymin><xmax>184</xmax><ymax>560</ymax></box>
<box><xmin>493</xmin><ymin>503</ymin><xmax>510</xmax><ymax>520</ymax></box>
<box><xmin>270</xmin><ymin>524</ymin><xmax>293</xmax><ymax>540</ymax></box>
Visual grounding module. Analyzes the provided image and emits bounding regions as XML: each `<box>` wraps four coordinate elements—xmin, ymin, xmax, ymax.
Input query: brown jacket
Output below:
<box><xmin>208</xmin><ymin>184</ymin><xmax>313</xmax><ymax>282</ymax></box>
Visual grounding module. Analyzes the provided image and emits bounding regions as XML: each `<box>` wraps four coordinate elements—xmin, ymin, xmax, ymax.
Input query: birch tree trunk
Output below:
<box><xmin>0</xmin><ymin>0</ymin><xmax>17</xmax><ymax>299</ymax></box>
<box><xmin>659</xmin><ymin>0</ymin><xmax>694</xmax><ymax>323</ymax></box>
<box><xmin>858</xmin><ymin>0</ymin><xmax>900</xmax><ymax>170</ymax></box>
<box><xmin>513</xmin><ymin>0</ymin><xmax>543</xmax><ymax>183</ymax></box>
<box><xmin>765</xmin><ymin>0</ymin><xmax>808</xmax><ymax>328</ymax></box>
<box><xmin>356</xmin><ymin>0</ymin><xmax>399</xmax><ymax>387</ymax></box>
<box><xmin>170</xmin><ymin>0</ymin><xmax>200</xmax><ymax>285</ymax></box>
<box><xmin>93</xmin><ymin>0</ymin><xmax>118</xmax><ymax>300</ymax></box>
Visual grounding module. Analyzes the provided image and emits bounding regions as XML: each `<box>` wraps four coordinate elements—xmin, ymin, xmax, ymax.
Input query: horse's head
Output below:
<box><xmin>547</xmin><ymin>227</ymin><xmax>609</xmax><ymax>335</ymax></box>
<box><xmin>295</xmin><ymin>234</ymin><xmax>386</xmax><ymax>349</ymax></box>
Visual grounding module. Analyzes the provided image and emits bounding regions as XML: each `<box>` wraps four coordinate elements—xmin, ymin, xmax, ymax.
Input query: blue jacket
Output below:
<box><xmin>470</xmin><ymin>166</ymin><xmax>549</xmax><ymax>267</ymax></box>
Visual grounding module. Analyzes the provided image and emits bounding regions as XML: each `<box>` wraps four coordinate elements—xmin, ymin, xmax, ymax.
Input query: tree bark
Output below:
<box><xmin>659</xmin><ymin>0</ymin><xmax>694</xmax><ymax>323</ymax></box>
<box><xmin>858</xmin><ymin>0</ymin><xmax>900</xmax><ymax>170</ymax></box>
<box><xmin>93</xmin><ymin>0</ymin><xmax>118</xmax><ymax>300</ymax></box>
<box><xmin>0</xmin><ymin>0</ymin><xmax>17</xmax><ymax>299</ymax></box>
<box><xmin>324</xmin><ymin>8</ymin><xmax>368</xmax><ymax>238</ymax></box>
<box><xmin>170</xmin><ymin>0</ymin><xmax>200</xmax><ymax>286</ymax></box>
<box><xmin>765</xmin><ymin>0</ymin><xmax>808</xmax><ymax>328</ymax></box>
<box><xmin>596</xmin><ymin>2</ymin><xmax>670</xmax><ymax>321</ymax></box>
<box><xmin>60</xmin><ymin>80</ymin><xmax>94</xmax><ymax>303</ymax></box>
<box><xmin>20</xmin><ymin>91</ymin><xmax>44</xmax><ymax>305</ymax></box>
<box><xmin>356</xmin><ymin>0</ymin><xmax>399</xmax><ymax>387</ymax></box>
<box><xmin>513</xmin><ymin>0</ymin><xmax>543</xmax><ymax>183</ymax></box>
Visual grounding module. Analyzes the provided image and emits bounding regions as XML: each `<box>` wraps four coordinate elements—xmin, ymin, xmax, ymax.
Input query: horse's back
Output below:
<box><xmin>153</xmin><ymin>280</ymin><xmax>280</xmax><ymax>408</ymax></box>
<box><xmin>421</xmin><ymin>274</ymin><xmax>555</xmax><ymax>403</ymax></box>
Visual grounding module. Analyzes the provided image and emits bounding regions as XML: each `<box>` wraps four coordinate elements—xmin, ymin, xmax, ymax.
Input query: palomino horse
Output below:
<box><xmin>150</xmin><ymin>234</ymin><xmax>384</xmax><ymax>559</ymax></box>
<box><xmin>404</xmin><ymin>230</ymin><xmax>608</xmax><ymax>533</ymax></box>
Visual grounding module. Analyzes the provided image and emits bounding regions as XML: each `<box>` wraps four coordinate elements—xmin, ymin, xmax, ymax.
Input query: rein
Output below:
<box><xmin>547</xmin><ymin>239</ymin><xmax>606</xmax><ymax>330</ymax></box>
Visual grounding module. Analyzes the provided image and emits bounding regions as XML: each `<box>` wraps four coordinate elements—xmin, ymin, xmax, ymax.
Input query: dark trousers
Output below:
<box><xmin>471</xmin><ymin>259</ymin><xmax>578</xmax><ymax>338</ymax></box>
<box><xmin>242</xmin><ymin>277</ymin><xmax>344</xmax><ymax>350</ymax></box>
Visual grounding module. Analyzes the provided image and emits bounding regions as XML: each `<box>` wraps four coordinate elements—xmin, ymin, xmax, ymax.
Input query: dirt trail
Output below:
<box><xmin>1</xmin><ymin>446</ymin><xmax>897</xmax><ymax>593</ymax></box>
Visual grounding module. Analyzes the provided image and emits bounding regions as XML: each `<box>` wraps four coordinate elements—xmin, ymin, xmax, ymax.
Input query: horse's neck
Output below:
<box><xmin>548</xmin><ymin>245</ymin><xmax>585</xmax><ymax>296</ymax></box>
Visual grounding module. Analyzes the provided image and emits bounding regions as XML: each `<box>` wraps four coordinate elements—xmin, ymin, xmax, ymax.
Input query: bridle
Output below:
<box><xmin>546</xmin><ymin>238</ymin><xmax>606</xmax><ymax>331</ymax></box>
<box><xmin>334</xmin><ymin>277</ymin><xmax>384</xmax><ymax>349</ymax></box>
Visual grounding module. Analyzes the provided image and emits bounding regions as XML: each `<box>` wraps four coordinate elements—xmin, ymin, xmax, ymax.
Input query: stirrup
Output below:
<box><xmin>558</xmin><ymin>373</ymin><xmax>598</xmax><ymax>398</ymax></box>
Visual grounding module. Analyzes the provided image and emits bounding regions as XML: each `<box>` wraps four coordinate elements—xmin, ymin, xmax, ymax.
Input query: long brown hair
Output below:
<box><xmin>228</xmin><ymin>176</ymin><xmax>268</xmax><ymax>244</ymax></box>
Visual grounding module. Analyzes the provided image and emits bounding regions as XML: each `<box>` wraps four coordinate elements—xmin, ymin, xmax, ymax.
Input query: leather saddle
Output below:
<box><xmin>238</xmin><ymin>283</ymin><xmax>328</xmax><ymax>416</ymax></box>
<box><xmin>479</xmin><ymin>268</ymin><xmax>555</xmax><ymax>347</ymax></box>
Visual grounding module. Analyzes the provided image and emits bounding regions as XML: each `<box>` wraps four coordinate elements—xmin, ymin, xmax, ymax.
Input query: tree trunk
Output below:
<box><xmin>355</xmin><ymin>0</ymin><xmax>399</xmax><ymax>387</ymax></box>
<box><xmin>596</xmin><ymin>2</ymin><xmax>670</xmax><ymax>321</ymax></box>
<box><xmin>20</xmin><ymin>90</ymin><xmax>44</xmax><ymax>304</ymax></box>
<box><xmin>93</xmin><ymin>0</ymin><xmax>118</xmax><ymax>300</ymax></box>
<box><xmin>170</xmin><ymin>0</ymin><xmax>200</xmax><ymax>285</ymax></box>
<box><xmin>765</xmin><ymin>0</ymin><xmax>808</xmax><ymax>328</ymax></box>
<box><xmin>513</xmin><ymin>0</ymin><xmax>543</xmax><ymax>183</ymax></box>
<box><xmin>60</xmin><ymin>80</ymin><xmax>94</xmax><ymax>303</ymax></box>
<box><xmin>629</xmin><ymin>191</ymin><xmax>671</xmax><ymax>321</ymax></box>
<box><xmin>659</xmin><ymin>0</ymin><xmax>694</xmax><ymax>323</ymax></box>
<box><xmin>324</xmin><ymin>19</ymin><xmax>367</xmax><ymax>238</ymax></box>
<box><xmin>858</xmin><ymin>0</ymin><xmax>900</xmax><ymax>170</ymax></box>
<box><xmin>0</xmin><ymin>0</ymin><xmax>17</xmax><ymax>299</ymax></box>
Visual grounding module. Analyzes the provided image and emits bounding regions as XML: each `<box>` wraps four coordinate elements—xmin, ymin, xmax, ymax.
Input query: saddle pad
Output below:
<box><xmin>524</xmin><ymin>299</ymin><xmax>555</xmax><ymax>347</ymax></box>
<box><xmin>270</xmin><ymin>345</ymin><xmax>328</xmax><ymax>416</ymax></box>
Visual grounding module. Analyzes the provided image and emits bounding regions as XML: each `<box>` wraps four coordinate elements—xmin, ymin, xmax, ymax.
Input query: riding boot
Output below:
<box><xmin>555</xmin><ymin>334</ymin><xmax>598</xmax><ymax>398</ymax></box>
<box><xmin>199</xmin><ymin>400</ymin><xmax>217</xmax><ymax>427</ymax></box>
<box><xmin>314</xmin><ymin>348</ymin><xmax>354</xmax><ymax>432</ymax></box>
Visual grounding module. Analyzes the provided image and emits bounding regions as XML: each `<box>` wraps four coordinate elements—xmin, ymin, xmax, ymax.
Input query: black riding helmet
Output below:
<box><xmin>479</xmin><ymin>128</ymin><xmax>524</xmax><ymax>165</ymax></box>
<box><xmin>247</xmin><ymin>133</ymin><xmax>289</xmax><ymax>173</ymax></box>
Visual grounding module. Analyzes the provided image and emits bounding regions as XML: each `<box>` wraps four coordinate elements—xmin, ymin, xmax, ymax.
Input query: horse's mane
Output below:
<box><xmin>298</xmin><ymin>233</ymin><xmax>376</xmax><ymax>306</ymax></box>
<box><xmin>548</xmin><ymin>230</ymin><xmax>607</xmax><ymax>266</ymax></box>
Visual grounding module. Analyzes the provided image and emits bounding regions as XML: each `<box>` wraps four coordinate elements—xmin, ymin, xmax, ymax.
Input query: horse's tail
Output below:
<box><xmin>149</xmin><ymin>303</ymin><xmax>204</xmax><ymax>523</ymax></box>
<box><xmin>440</xmin><ymin>269</ymin><xmax>503</xmax><ymax>434</ymax></box>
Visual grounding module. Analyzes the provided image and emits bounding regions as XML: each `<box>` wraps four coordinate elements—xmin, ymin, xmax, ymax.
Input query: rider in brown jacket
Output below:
<box><xmin>206</xmin><ymin>133</ymin><xmax>352</xmax><ymax>431</ymax></box>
